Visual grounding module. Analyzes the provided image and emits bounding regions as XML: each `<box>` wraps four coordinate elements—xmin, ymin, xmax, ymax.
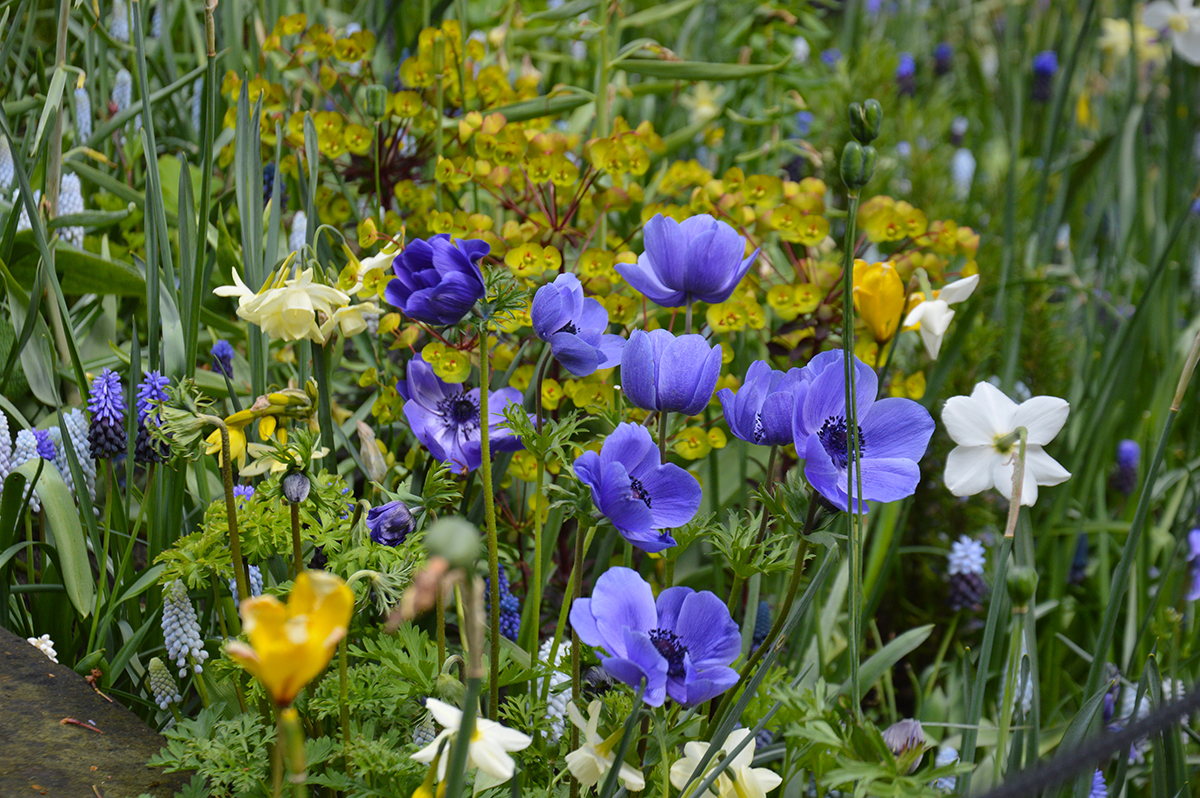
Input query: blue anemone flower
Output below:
<box><xmin>384</xmin><ymin>235</ymin><xmax>489</xmax><ymax>326</ymax></box>
<box><xmin>401</xmin><ymin>355</ymin><xmax>527</xmax><ymax>474</ymax></box>
<box><xmin>573</xmin><ymin>423</ymin><xmax>701</xmax><ymax>553</ymax></box>
<box><xmin>569</xmin><ymin>566</ymin><xmax>740</xmax><ymax>707</ymax></box>
<box><xmin>792</xmin><ymin>350</ymin><xmax>934</xmax><ymax>512</ymax></box>
<box><xmin>621</xmin><ymin>330</ymin><xmax>722</xmax><ymax>417</ymax></box>
<box><xmin>717</xmin><ymin>360</ymin><xmax>806</xmax><ymax>446</ymax></box>
<box><xmin>616</xmin><ymin>213</ymin><xmax>759</xmax><ymax>308</ymax></box>
<box><xmin>366</xmin><ymin>499</ymin><xmax>415</xmax><ymax>546</ymax></box>
<box><xmin>531</xmin><ymin>272</ymin><xmax>625</xmax><ymax>377</ymax></box>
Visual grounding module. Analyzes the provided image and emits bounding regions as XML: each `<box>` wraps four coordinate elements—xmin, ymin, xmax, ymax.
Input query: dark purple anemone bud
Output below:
<box><xmin>622</xmin><ymin>330</ymin><xmax>722</xmax><ymax>417</ymax></box>
<box><xmin>87</xmin><ymin>367</ymin><xmax>126</xmax><ymax>459</ymax></box>
<box><xmin>717</xmin><ymin>360</ymin><xmax>806</xmax><ymax>447</ymax></box>
<box><xmin>401</xmin><ymin>355</ymin><xmax>528</xmax><ymax>474</ymax></box>
<box><xmin>531</xmin><ymin>272</ymin><xmax>624</xmax><ymax>377</ymax></box>
<box><xmin>1032</xmin><ymin>51</ymin><xmax>1057</xmax><ymax>102</ymax></box>
<box><xmin>135</xmin><ymin>370</ymin><xmax>170</xmax><ymax>464</ymax></box>
<box><xmin>32</xmin><ymin>429</ymin><xmax>56</xmax><ymax>460</ymax></box>
<box><xmin>933</xmin><ymin>42</ymin><xmax>954</xmax><ymax>76</ymax></box>
<box><xmin>895</xmin><ymin>52</ymin><xmax>916</xmax><ymax>96</ymax></box>
<box><xmin>1110</xmin><ymin>439</ymin><xmax>1140</xmax><ymax>495</ymax></box>
<box><xmin>569</xmin><ymin>566</ymin><xmax>740</xmax><ymax>707</ymax></box>
<box><xmin>616</xmin><ymin>213</ymin><xmax>759</xmax><ymax>308</ymax></box>
<box><xmin>791</xmin><ymin>350</ymin><xmax>934</xmax><ymax>513</ymax></box>
<box><xmin>384</xmin><ymin>234</ymin><xmax>489</xmax><ymax>326</ymax></box>
<box><xmin>573</xmin><ymin>423</ymin><xmax>701</xmax><ymax>554</ymax></box>
<box><xmin>211</xmin><ymin>339</ymin><xmax>235</xmax><ymax>378</ymax></box>
<box><xmin>882</xmin><ymin>718</ymin><xmax>926</xmax><ymax>771</ymax></box>
<box><xmin>366</xmin><ymin>499</ymin><xmax>415</xmax><ymax>547</ymax></box>
<box><xmin>281</xmin><ymin>471</ymin><xmax>311</xmax><ymax>504</ymax></box>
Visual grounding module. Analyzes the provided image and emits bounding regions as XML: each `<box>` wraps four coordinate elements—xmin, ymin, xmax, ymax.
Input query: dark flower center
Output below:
<box><xmin>437</xmin><ymin>393</ymin><xmax>481</xmax><ymax>434</ymax></box>
<box><xmin>629</xmin><ymin>477</ymin><xmax>652</xmax><ymax>508</ymax></box>
<box><xmin>753</xmin><ymin>415</ymin><xmax>765</xmax><ymax>443</ymax></box>
<box><xmin>555</xmin><ymin>320</ymin><xmax>579</xmax><ymax>335</ymax></box>
<box><xmin>817</xmin><ymin>414</ymin><xmax>866</xmax><ymax>469</ymax></box>
<box><xmin>649</xmin><ymin>629</ymin><xmax>687</xmax><ymax>678</ymax></box>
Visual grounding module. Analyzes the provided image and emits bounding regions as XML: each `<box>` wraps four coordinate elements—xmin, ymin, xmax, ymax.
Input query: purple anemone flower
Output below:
<box><xmin>384</xmin><ymin>235</ymin><xmax>489</xmax><ymax>326</ymax></box>
<box><xmin>573</xmin><ymin>423</ymin><xmax>701</xmax><ymax>553</ymax></box>
<box><xmin>531</xmin><ymin>272</ymin><xmax>625</xmax><ymax>377</ymax></box>
<box><xmin>792</xmin><ymin>350</ymin><xmax>933</xmax><ymax>512</ymax></box>
<box><xmin>401</xmin><ymin>355</ymin><xmax>527</xmax><ymax>474</ymax></box>
<box><xmin>1186</xmin><ymin>528</ymin><xmax>1200</xmax><ymax>602</ymax></box>
<box><xmin>621</xmin><ymin>330</ymin><xmax>722</xmax><ymax>417</ymax></box>
<box><xmin>569</xmin><ymin>566</ymin><xmax>740</xmax><ymax>707</ymax></box>
<box><xmin>616</xmin><ymin>214</ymin><xmax>759</xmax><ymax>308</ymax></box>
<box><xmin>717</xmin><ymin>360</ymin><xmax>806</xmax><ymax>446</ymax></box>
<box><xmin>366</xmin><ymin>499</ymin><xmax>415</xmax><ymax>546</ymax></box>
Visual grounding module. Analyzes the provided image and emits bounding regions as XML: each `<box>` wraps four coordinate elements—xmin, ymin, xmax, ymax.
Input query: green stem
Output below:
<box><xmin>921</xmin><ymin>611</ymin><xmax>959</xmax><ymax>708</ymax></box>
<box><xmin>478</xmin><ymin>326</ymin><xmax>501</xmax><ymax>719</ymax></box>
<box><xmin>528</xmin><ymin>346</ymin><xmax>552</xmax><ymax>660</ymax></box>
<box><xmin>312</xmin><ymin>344</ymin><xmax>335</xmax><ymax>473</ymax></box>
<box><xmin>290</xmin><ymin>501</ymin><xmax>302</xmax><ymax>578</ymax></box>
<box><xmin>540</xmin><ymin>523</ymin><xmax>596</xmax><ymax>711</ymax></box>
<box><xmin>569</xmin><ymin>516</ymin><xmax>587</xmax><ymax>798</ymax></box>
<box><xmin>436</xmin><ymin>585</ymin><xmax>447</xmax><ymax>669</ymax></box>
<box><xmin>339</xmin><ymin>637</ymin><xmax>352</xmax><ymax>775</ymax></box>
<box><xmin>209</xmin><ymin>418</ymin><xmax>250</xmax><ymax>604</ymax></box>
<box><xmin>684</xmin><ymin>296</ymin><xmax>693</xmax><ymax>335</ymax></box>
<box><xmin>994</xmin><ymin>613</ymin><xmax>1024</xmax><ymax>783</ymax></box>
<box><xmin>87</xmin><ymin>463</ymin><xmax>116</xmax><ymax>652</ymax></box>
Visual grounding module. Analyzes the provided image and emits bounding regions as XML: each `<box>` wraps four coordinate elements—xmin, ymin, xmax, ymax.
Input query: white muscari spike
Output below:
<box><xmin>538</xmin><ymin>637</ymin><xmax>571</xmax><ymax>742</ymax></box>
<box><xmin>113</xmin><ymin>69</ymin><xmax>133</xmax><ymax>115</ymax></box>
<box><xmin>27</xmin><ymin>634</ymin><xmax>59</xmax><ymax>663</ymax></box>
<box><xmin>47</xmin><ymin>427</ymin><xmax>75</xmax><ymax>501</ymax></box>
<box><xmin>59</xmin><ymin>173</ymin><xmax>84</xmax><ymax>248</ymax></box>
<box><xmin>0</xmin><ymin>134</ymin><xmax>15</xmax><ymax>192</ymax></box>
<box><xmin>951</xmin><ymin>148</ymin><xmax>976</xmax><ymax>201</ymax></box>
<box><xmin>11</xmin><ymin>429</ymin><xmax>42</xmax><ymax>513</ymax></box>
<box><xmin>62</xmin><ymin>409</ymin><xmax>97</xmax><ymax>506</ymax></box>
<box><xmin>0</xmin><ymin>412</ymin><xmax>11</xmax><ymax>482</ymax></box>
<box><xmin>74</xmin><ymin>87</ymin><xmax>93</xmax><ymax>142</ymax></box>
<box><xmin>109</xmin><ymin>0</ymin><xmax>129</xmax><ymax>43</ymax></box>
<box><xmin>148</xmin><ymin>656</ymin><xmax>182</xmax><ymax>709</ymax></box>
<box><xmin>289</xmin><ymin>210</ymin><xmax>307</xmax><ymax>255</ymax></box>
<box><xmin>15</xmin><ymin>189</ymin><xmax>40</xmax><ymax>232</ymax></box>
<box><xmin>162</xmin><ymin>579</ymin><xmax>208</xmax><ymax>677</ymax></box>
<box><xmin>228</xmin><ymin>564</ymin><xmax>264</xmax><ymax>604</ymax></box>
<box><xmin>150</xmin><ymin>3</ymin><xmax>162</xmax><ymax>37</ymax></box>
<box><xmin>947</xmin><ymin>535</ymin><xmax>986</xmax><ymax>576</ymax></box>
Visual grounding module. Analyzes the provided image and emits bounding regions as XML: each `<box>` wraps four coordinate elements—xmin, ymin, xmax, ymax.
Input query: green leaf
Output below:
<box><xmin>611</xmin><ymin>54</ymin><xmax>790</xmax><ymax>81</ymax></box>
<box><xmin>836</xmin><ymin>624</ymin><xmax>933</xmax><ymax>698</ymax></box>
<box><xmin>7</xmin><ymin>287</ymin><xmax>58</xmax><ymax>405</ymax></box>
<box><xmin>487</xmin><ymin>91</ymin><xmax>594</xmax><ymax>124</ymax></box>
<box><xmin>618</xmin><ymin>0</ymin><xmax>704</xmax><ymax>29</ymax></box>
<box><xmin>8</xmin><ymin>231</ymin><xmax>146</xmax><ymax>295</ymax></box>
<box><xmin>524</xmin><ymin>0</ymin><xmax>596</xmax><ymax>21</ymax></box>
<box><xmin>0</xmin><ymin>470</ymin><xmax>30</xmax><ymax>557</ymax></box>
<box><xmin>16</xmin><ymin>459</ymin><xmax>94</xmax><ymax>616</ymax></box>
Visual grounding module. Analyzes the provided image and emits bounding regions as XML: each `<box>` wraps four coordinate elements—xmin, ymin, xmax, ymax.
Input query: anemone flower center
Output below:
<box><xmin>555</xmin><ymin>320</ymin><xmax>579</xmax><ymax>335</ymax></box>
<box><xmin>438</xmin><ymin>393</ymin><xmax>481</xmax><ymax>433</ymax></box>
<box><xmin>629</xmin><ymin>477</ymin><xmax>652</xmax><ymax>508</ymax></box>
<box><xmin>649</xmin><ymin>628</ymin><xmax>687</xmax><ymax>678</ymax></box>
<box><xmin>817</xmin><ymin>414</ymin><xmax>866</xmax><ymax>469</ymax></box>
<box><xmin>753</xmin><ymin>415</ymin><xmax>765</xmax><ymax>443</ymax></box>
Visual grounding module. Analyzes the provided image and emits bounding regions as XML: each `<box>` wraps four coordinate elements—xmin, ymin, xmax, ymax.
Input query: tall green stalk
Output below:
<box><xmin>478</xmin><ymin>324</ymin><xmax>501</xmax><ymax>719</ymax></box>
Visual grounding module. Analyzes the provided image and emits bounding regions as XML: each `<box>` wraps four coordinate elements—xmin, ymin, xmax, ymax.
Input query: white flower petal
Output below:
<box><xmin>724</xmin><ymin>729</ymin><xmax>756</xmax><ymax>771</ymax></box>
<box><xmin>1012</xmin><ymin>395</ymin><xmax>1069</xmax><ymax>445</ymax></box>
<box><xmin>424</xmin><ymin>698</ymin><xmax>462</xmax><ymax>730</ymax></box>
<box><xmin>470</xmin><ymin>740</ymin><xmax>516</xmax><ymax>780</ymax></box>
<box><xmin>937</xmin><ymin>274</ymin><xmax>980</xmax><ymax>305</ymax></box>
<box><xmin>618</xmin><ymin>761</ymin><xmax>647</xmax><ymax>791</ymax></box>
<box><xmin>944</xmin><ymin>445</ymin><xmax>999</xmax><ymax>497</ymax></box>
<box><xmin>1025</xmin><ymin>446</ymin><xmax>1071</xmax><ymax>488</ymax></box>
<box><xmin>1144</xmin><ymin>0</ymin><xmax>1178</xmax><ymax>29</ymax></box>
<box><xmin>942</xmin><ymin>383</ymin><xmax>1014</xmax><ymax>446</ymax></box>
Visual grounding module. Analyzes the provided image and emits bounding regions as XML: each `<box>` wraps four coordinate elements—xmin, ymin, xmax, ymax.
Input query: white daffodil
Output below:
<box><xmin>564</xmin><ymin>701</ymin><xmax>646</xmax><ymax>791</ymax></box>
<box><xmin>214</xmin><ymin>267</ymin><xmax>355</xmax><ymax>344</ymax></box>
<box><xmin>669</xmin><ymin>729</ymin><xmax>782</xmax><ymax>798</ymax></box>
<box><xmin>411</xmin><ymin>698</ymin><xmax>531</xmax><ymax>783</ymax></box>
<box><xmin>941</xmin><ymin>381</ymin><xmax>1070</xmax><ymax>506</ymax></box>
<box><xmin>902</xmin><ymin>274</ymin><xmax>979</xmax><ymax>359</ymax></box>
<box><xmin>1144</xmin><ymin>0</ymin><xmax>1200</xmax><ymax>64</ymax></box>
<box><xmin>318</xmin><ymin>301</ymin><xmax>380</xmax><ymax>341</ymax></box>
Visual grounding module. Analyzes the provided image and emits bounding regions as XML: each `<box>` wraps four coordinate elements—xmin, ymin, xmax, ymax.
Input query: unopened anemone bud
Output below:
<box><xmin>881</xmin><ymin>718</ymin><xmax>926</xmax><ymax>772</ymax></box>
<box><xmin>281</xmin><ymin>471</ymin><xmax>311</xmax><ymax>504</ymax></box>
<box><xmin>424</xmin><ymin>516</ymin><xmax>481</xmax><ymax>570</ymax></box>
<box><xmin>1006</xmin><ymin>565</ymin><xmax>1038</xmax><ymax>606</ymax></box>
<box><xmin>840</xmin><ymin>141</ymin><xmax>877</xmax><ymax>190</ymax></box>
<box><xmin>848</xmin><ymin>99</ymin><xmax>883</xmax><ymax>144</ymax></box>
<box><xmin>366</xmin><ymin>499</ymin><xmax>415</xmax><ymax>547</ymax></box>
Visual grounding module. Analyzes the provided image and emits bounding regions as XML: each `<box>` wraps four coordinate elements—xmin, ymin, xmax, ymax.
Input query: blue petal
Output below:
<box><xmin>569</xmin><ymin>598</ymin><xmax>603</xmax><ymax>648</ymax></box>
<box><xmin>758</xmin><ymin>390</ymin><xmax>800</xmax><ymax>446</ymax></box>
<box><xmin>801</xmin><ymin>351</ymin><xmax>878</xmax><ymax>438</ymax></box>
<box><xmin>590</xmin><ymin>567</ymin><xmax>658</xmax><ymax>652</ymax></box>
<box><xmin>860</xmin><ymin>397</ymin><xmax>934</xmax><ymax>461</ymax></box>
<box><xmin>654</xmin><ymin>586</ymin><xmax>693</xmax><ymax>633</ymax></box>
<box><xmin>596</xmin><ymin>334</ymin><xmax>626</xmax><ymax>369</ymax></box>
<box><xmin>674</xmin><ymin>590</ymin><xmax>741</xmax><ymax>668</ymax></box>
<box><xmin>620</xmin><ymin>330</ymin><xmax>659</xmax><ymax>411</ymax></box>
<box><xmin>550</xmin><ymin>332</ymin><xmax>601</xmax><ymax>377</ymax></box>
<box><xmin>616</xmin><ymin>259</ymin><xmax>687</xmax><ymax>307</ymax></box>
<box><xmin>531</xmin><ymin>280</ymin><xmax>567</xmax><ymax>341</ymax></box>
<box><xmin>642</xmin><ymin>214</ymin><xmax>687</xmax><ymax>291</ymax></box>
<box><xmin>640</xmin><ymin>463</ymin><xmax>702</xmax><ymax>530</ymax></box>
<box><xmin>655</xmin><ymin>334</ymin><xmax>717</xmax><ymax>415</ymax></box>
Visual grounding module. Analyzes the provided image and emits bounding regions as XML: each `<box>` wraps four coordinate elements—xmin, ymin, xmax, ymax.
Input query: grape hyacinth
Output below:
<box><xmin>947</xmin><ymin>535</ymin><xmax>987</xmax><ymax>612</ymax></box>
<box><xmin>538</xmin><ymin>638</ymin><xmax>572</xmax><ymax>742</ymax></box>
<box><xmin>895</xmin><ymin>52</ymin><xmax>917</xmax><ymax>96</ymax></box>
<box><xmin>0</xmin><ymin>412</ymin><xmax>11</xmax><ymax>482</ymax></box>
<box><xmin>112</xmin><ymin>69</ymin><xmax>133</xmax><ymax>116</ymax></box>
<box><xmin>12</xmin><ymin>430</ymin><xmax>44</xmax><ymax>512</ymax></box>
<box><xmin>150</xmin><ymin>3</ymin><xmax>162</xmax><ymax>37</ymax></box>
<box><xmin>59</xmin><ymin>173</ymin><xmax>84</xmax><ymax>248</ymax></box>
<box><xmin>32</xmin><ymin>428</ymin><xmax>55</xmax><ymax>461</ymax></box>
<box><xmin>87</xmin><ymin>368</ymin><xmax>126</xmax><ymax>459</ymax></box>
<box><xmin>210</xmin><ymin>339</ymin><xmax>235</xmax><ymax>378</ymax></box>
<box><xmin>752</xmin><ymin>601</ymin><xmax>770</xmax><ymax>649</ymax></box>
<box><xmin>933</xmin><ymin>42</ymin><xmax>954</xmax><ymax>76</ymax></box>
<box><xmin>47</xmin><ymin>427</ymin><xmax>73</xmax><ymax>497</ymax></box>
<box><xmin>412</xmin><ymin>710</ymin><xmax>436</xmax><ymax>747</ymax></box>
<box><xmin>228</xmin><ymin>564</ymin><xmax>264</xmax><ymax>605</ymax></box>
<box><xmin>1069</xmin><ymin>534</ymin><xmax>1089</xmax><ymax>585</ymax></box>
<box><xmin>0</xmin><ymin>135</ymin><xmax>13</xmax><ymax>192</ymax></box>
<box><xmin>1032</xmin><ymin>50</ymin><xmax>1058</xmax><ymax>102</ymax></box>
<box><xmin>135</xmin><ymin>370</ymin><xmax>170</xmax><ymax>464</ymax></box>
<box><xmin>289</xmin><ymin>210</ymin><xmax>307</xmax><ymax>255</ymax></box>
<box><xmin>162</xmin><ymin>579</ymin><xmax>209</xmax><ymax>677</ymax></box>
<box><xmin>1110</xmin><ymin>439</ymin><xmax>1140</xmax><ymax>495</ymax></box>
<box><xmin>75</xmin><ymin>86</ymin><xmax>93</xmax><ymax>142</ymax></box>
<box><xmin>109</xmin><ymin>0</ymin><xmax>129</xmax><ymax>43</ymax></box>
<box><xmin>485</xmin><ymin>567</ymin><xmax>521</xmax><ymax>641</ymax></box>
<box><xmin>27</xmin><ymin>634</ymin><xmax>59</xmax><ymax>663</ymax></box>
<box><xmin>1089</xmin><ymin>770</ymin><xmax>1107</xmax><ymax>798</ymax></box>
<box><xmin>15</xmin><ymin>189</ymin><xmax>39</xmax><ymax>231</ymax></box>
<box><xmin>233</xmin><ymin>484</ymin><xmax>255</xmax><ymax>504</ymax></box>
<box><xmin>148</xmin><ymin>657</ymin><xmax>182</xmax><ymax>710</ymax></box>
<box><xmin>262</xmin><ymin>163</ymin><xmax>288</xmax><ymax>209</ymax></box>
<box><xmin>62</xmin><ymin>409</ymin><xmax>97</xmax><ymax>506</ymax></box>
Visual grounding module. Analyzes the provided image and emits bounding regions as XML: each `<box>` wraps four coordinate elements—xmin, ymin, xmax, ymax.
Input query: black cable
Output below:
<box><xmin>971</xmin><ymin>680</ymin><xmax>1200</xmax><ymax>798</ymax></box>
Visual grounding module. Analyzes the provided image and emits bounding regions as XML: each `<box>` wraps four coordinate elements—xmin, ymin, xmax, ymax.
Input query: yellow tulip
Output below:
<box><xmin>225</xmin><ymin>570</ymin><xmax>354</xmax><ymax>706</ymax></box>
<box><xmin>852</xmin><ymin>260</ymin><xmax>906</xmax><ymax>343</ymax></box>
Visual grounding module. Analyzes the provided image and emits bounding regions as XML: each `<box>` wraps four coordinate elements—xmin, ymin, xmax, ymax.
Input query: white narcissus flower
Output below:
<box><xmin>668</xmin><ymin>728</ymin><xmax>782</xmax><ymax>798</ymax></box>
<box><xmin>1144</xmin><ymin>0</ymin><xmax>1200</xmax><ymax>64</ymax></box>
<box><xmin>942</xmin><ymin>382</ymin><xmax>1070</xmax><ymax>506</ymax></box>
<box><xmin>214</xmin><ymin>268</ymin><xmax>355</xmax><ymax>344</ymax></box>
<box><xmin>903</xmin><ymin>274</ymin><xmax>979</xmax><ymax>359</ymax></box>
<box><xmin>411</xmin><ymin>698</ymin><xmax>532</xmax><ymax>783</ymax></box>
<box><xmin>564</xmin><ymin>701</ymin><xmax>646</xmax><ymax>791</ymax></box>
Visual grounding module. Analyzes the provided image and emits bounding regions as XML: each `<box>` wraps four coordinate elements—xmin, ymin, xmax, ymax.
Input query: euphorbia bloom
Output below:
<box><xmin>225</xmin><ymin>570</ymin><xmax>354</xmax><ymax>706</ymax></box>
<box><xmin>902</xmin><ymin>274</ymin><xmax>979</xmax><ymax>359</ymax></box>
<box><xmin>941</xmin><ymin>381</ymin><xmax>1070</xmax><ymax>506</ymax></box>
<box><xmin>569</xmin><ymin>566</ymin><xmax>741</xmax><ymax>707</ymax></box>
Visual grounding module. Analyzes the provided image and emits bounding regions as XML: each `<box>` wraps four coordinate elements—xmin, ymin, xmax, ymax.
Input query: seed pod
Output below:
<box><xmin>840</xmin><ymin>141</ymin><xmax>877</xmax><ymax>190</ymax></box>
<box><xmin>848</xmin><ymin>98</ymin><xmax>882</xmax><ymax>144</ymax></box>
<box><xmin>365</xmin><ymin>84</ymin><xmax>389</xmax><ymax>119</ymax></box>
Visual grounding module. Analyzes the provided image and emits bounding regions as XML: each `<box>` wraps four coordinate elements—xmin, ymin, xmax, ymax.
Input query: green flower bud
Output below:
<box><xmin>425</xmin><ymin>516</ymin><xmax>482</xmax><ymax>570</ymax></box>
<box><xmin>1006</xmin><ymin>565</ymin><xmax>1038</xmax><ymax>606</ymax></box>
<box><xmin>840</xmin><ymin>141</ymin><xmax>877</xmax><ymax>189</ymax></box>
<box><xmin>365</xmin><ymin>84</ymin><xmax>389</xmax><ymax>119</ymax></box>
<box><xmin>848</xmin><ymin>99</ymin><xmax>883</xmax><ymax>144</ymax></box>
<box><xmin>435</xmin><ymin>670</ymin><xmax>466</xmax><ymax>706</ymax></box>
